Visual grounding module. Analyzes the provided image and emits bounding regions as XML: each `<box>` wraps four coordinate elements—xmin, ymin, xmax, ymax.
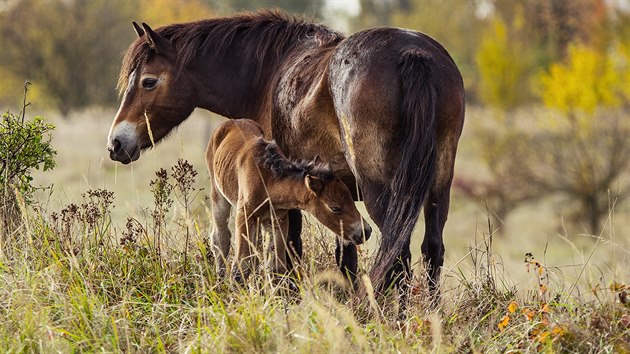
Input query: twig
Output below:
<box><xmin>21</xmin><ymin>80</ymin><xmax>31</xmax><ymax>123</ymax></box>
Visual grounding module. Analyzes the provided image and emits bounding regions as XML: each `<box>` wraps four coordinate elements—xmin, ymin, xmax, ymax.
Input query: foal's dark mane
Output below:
<box><xmin>118</xmin><ymin>9</ymin><xmax>344</xmax><ymax>94</ymax></box>
<box><xmin>255</xmin><ymin>138</ymin><xmax>333</xmax><ymax>181</ymax></box>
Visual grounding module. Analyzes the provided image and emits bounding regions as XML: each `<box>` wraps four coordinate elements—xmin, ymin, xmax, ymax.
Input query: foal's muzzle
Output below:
<box><xmin>349</xmin><ymin>221</ymin><xmax>372</xmax><ymax>245</ymax></box>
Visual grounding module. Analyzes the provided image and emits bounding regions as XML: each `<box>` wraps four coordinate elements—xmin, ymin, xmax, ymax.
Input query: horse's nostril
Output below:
<box><xmin>109</xmin><ymin>138</ymin><xmax>122</xmax><ymax>153</ymax></box>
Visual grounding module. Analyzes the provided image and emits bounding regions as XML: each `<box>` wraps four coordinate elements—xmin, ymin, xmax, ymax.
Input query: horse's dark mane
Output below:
<box><xmin>254</xmin><ymin>138</ymin><xmax>333</xmax><ymax>181</ymax></box>
<box><xmin>118</xmin><ymin>9</ymin><xmax>344</xmax><ymax>94</ymax></box>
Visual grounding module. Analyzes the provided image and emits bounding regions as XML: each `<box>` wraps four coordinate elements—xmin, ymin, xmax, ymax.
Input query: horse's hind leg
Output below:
<box><xmin>210</xmin><ymin>189</ymin><xmax>231</xmax><ymax>277</ymax></box>
<box><xmin>421</xmin><ymin>147</ymin><xmax>457</xmax><ymax>294</ymax></box>
<box><xmin>422</xmin><ymin>188</ymin><xmax>448</xmax><ymax>294</ymax></box>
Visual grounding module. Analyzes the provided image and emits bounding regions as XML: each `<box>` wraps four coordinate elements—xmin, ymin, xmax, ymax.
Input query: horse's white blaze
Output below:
<box><xmin>107</xmin><ymin>70</ymin><xmax>142</xmax><ymax>161</ymax></box>
<box><xmin>108</xmin><ymin>71</ymin><xmax>138</xmax><ymax>141</ymax></box>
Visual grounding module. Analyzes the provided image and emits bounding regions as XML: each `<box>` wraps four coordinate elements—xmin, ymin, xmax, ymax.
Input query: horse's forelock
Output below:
<box><xmin>117</xmin><ymin>40</ymin><xmax>153</xmax><ymax>96</ymax></box>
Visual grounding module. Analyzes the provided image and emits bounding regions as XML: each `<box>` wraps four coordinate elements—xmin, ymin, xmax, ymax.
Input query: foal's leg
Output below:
<box><xmin>210</xmin><ymin>188</ymin><xmax>232</xmax><ymax>277</ymax></box>
<box><xmin>232</xmin><ymin>205</ymin><xmax>258</xmax><ymax>282</ymax></box>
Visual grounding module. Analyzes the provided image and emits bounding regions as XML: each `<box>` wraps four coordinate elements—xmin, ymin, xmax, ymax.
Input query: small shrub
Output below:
<box><xmin>1</xmin><ymin>82</ymin><xmax>56</xmax><ymax>234</ymax></box>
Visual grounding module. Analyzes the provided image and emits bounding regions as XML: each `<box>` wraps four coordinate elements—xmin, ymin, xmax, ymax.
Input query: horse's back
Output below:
<box><xmin>329</xmin><ymin>27</ymin><xmax>463</xmax><ymax>120</ymax></box>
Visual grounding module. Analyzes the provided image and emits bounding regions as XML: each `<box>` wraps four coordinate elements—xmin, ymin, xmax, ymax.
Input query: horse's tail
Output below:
<box><xmin>369</xmin><ymin>48</ymin><xmax>437</xmax><ymax>291</ymax></box>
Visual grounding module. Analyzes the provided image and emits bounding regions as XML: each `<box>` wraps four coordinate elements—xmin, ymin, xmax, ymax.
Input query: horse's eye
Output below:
<box><xmin>330</xmin><ymin>206</ymin><xmax>342</xmax><ymax>214</ymax></box>
<box><xmin>141</xmin><ymin>78</ymin><xmax>158</xmax><ymax>90</ymax></box>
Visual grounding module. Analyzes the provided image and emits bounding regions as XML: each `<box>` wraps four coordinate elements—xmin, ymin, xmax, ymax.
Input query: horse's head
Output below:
<box><xmin>303</xmin><ymin>161</ymin><xmax>372</xmax><ymax>245</ymax></box>
<box><xmin>107</xmin><ymin>22</ymin><xmax>195</xmax><ymax>164</ymax></box>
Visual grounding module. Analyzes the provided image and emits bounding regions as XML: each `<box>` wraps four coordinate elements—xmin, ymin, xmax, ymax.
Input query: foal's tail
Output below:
<box><xmin>369</xmin><ymin>48</ymin><xmax>437</xmax><ymax>291</ymax></box>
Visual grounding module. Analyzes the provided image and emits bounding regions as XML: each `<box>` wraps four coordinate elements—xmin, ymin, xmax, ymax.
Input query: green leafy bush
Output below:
<box><xmin>1</xmin><ymin>112</ymin><xmax>56</xmax><ymax>196</ymax></box>
<box><xmin>1</xmin><ymin>85</ymin><xmax>56</xmax><ymax>232</ymax></box>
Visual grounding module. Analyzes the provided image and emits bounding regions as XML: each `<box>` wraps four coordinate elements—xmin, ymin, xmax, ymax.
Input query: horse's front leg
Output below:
<box><xmin>285</xmin><ymin>209</ymin><xmax>303</xmax><ymax>270</ymax></box>
<box><xmin>335</xmin><ymin>240</ymin><xmax>358</xmax><ymax>286</ymax></box>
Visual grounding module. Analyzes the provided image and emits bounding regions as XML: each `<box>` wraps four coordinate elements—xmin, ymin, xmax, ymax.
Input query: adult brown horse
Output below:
<box><xmin>107</xmin><ymin>10</ymin><xmax>465</xmax><ymax>299</ymax></box>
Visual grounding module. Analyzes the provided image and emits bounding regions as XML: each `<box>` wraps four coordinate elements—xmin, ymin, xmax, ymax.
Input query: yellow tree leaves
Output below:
<box><xmin>138</xmin><ymin>0</ymin><xmax>215</xmax><ymax>27</ymax></box>
<box><xmin>539</xmin><ymin>43</ymin><xmax>628</xmax><ymax>115</ymax></box>
<box><xmin>475</xmin><ymin>9</ymin><xmax>534</xmax><ymax>111</ymax></box>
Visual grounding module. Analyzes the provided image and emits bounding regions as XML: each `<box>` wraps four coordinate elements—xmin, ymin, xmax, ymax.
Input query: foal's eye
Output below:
<box><xmin>329</xmin><ymin>206</ymin><xmax>342</xmax><ymax>214</ymax></box>
<box><xmin>141</xmin><ymin>78</ymin><xmax>158</xmax><ymax>90</ymax></box>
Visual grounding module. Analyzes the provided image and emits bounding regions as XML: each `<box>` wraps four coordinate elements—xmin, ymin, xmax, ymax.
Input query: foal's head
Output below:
<box><xmin>301</xmin><ymin>159</ymin><xmax>372</xmax><ymax>245</ymax></box>
<box><xmin>107</xmin><ymin>22</ymin><xmax>196</xmax><ymax>164</ymax></box>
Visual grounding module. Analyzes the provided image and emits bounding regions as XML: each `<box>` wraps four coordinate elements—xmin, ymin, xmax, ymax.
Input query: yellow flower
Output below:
<box><xmin>498</xmin><ymin>315</ymin><xmax>510</xmax><ymax>331</ymax></box>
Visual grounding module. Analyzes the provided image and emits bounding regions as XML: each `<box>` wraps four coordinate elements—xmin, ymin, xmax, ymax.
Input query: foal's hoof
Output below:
<box><xmin>216</xmin><ymin>267</ymin><xmax>227</xmax><ymax>279</ymax></box>
<box><xmin>232</xmin><ymin>267</ymin><xmax>250</xmax><ymax>284</ymax></box>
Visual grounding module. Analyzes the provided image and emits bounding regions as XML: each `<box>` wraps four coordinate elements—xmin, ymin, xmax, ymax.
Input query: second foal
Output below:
<box><xmin>207</xmin><ymin>119</ymin><xmax>371</xmax><ymax>281</ymax></box>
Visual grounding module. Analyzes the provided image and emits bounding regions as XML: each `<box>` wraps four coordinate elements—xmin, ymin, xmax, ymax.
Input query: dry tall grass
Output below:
<box><xmin>3</xmin><ymin>106</ymin><xmax>626</xmax><ymax>352</ymax></box>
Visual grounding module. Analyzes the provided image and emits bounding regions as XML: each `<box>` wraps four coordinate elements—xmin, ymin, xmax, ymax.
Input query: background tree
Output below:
<box><xmin>359</xmin><ymin>0</ymin><xmax>483</xmax><ymax>102</ymax></box>
<box><xmin>0</xmin><ymin>0</ymin><xmax>136</xmax><ymax>115</ymax></box>
<box><xmin>454</xmin><ymin>119</ymin><xmax>541</xmax><ymax>233</ymax></box>
<box><xmin>475</xmin><ymin>7</ymin><xmax>535</xmax><ymax>110</ymax></box>
<box><xmin>452</xmin><ymin>3</ymin><xmax>539</xmax><ymax>232</ymax></box>
<box><xmin>531</xmin><ymin>42</ymin><xmax>630</xmax><ymax>234</ymax></box>
<box><xmin>0</xmin><ymin>0</ymin><xmax>318</xmax><ymax>115</ymax></box>
<box><xmin>138</xmin><ymin>0</ymin><xmax>215</xmax><ymax>26</ymax></box>
<box><xmin>210</xmin><ymin>0</ymin><xmax>325</xmax><ymax>18</ymax></box>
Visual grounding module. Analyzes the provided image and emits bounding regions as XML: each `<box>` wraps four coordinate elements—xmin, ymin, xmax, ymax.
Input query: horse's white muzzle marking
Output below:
<box><xmin>107</xmin><ymin>121</ymin><xmax>140</xmax><ymax>164</ymax></box>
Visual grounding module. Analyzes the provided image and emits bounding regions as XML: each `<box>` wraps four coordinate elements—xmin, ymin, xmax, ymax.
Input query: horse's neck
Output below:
<box><xmin>194</xmin><ymin>41</ymin><xmax>288</xmax><ymax>120</ymax></box>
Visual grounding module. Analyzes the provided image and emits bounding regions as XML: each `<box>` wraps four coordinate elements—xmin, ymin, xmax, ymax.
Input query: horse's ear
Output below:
<box><xmin>132</xmin><ymin>21</ymin><xmax>144</xmax><ymax>37</ymax></box>
<box><xmin>312</xmin><ymin>155</ymin><xmax>322</xmax><ymax>164</ymax></box>
<box><xmin>305</xmin><ymin>174</ymin><xmax>324</xmax><ymax>196</ymax></box>
<box><xmin>141</xmin><ymin>22</ymin><xmax>175</xmax><ymax>58</ymax></box>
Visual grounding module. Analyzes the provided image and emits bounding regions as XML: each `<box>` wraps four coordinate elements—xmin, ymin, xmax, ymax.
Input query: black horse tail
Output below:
<box><xmin>369</xmin><ymin>48</ymin><xmax>437</xmax><ymax>291</ymax></box>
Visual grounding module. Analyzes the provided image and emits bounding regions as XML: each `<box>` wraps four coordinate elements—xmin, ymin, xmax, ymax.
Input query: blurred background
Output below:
<box><xmin>1</xmin><ymin>0</ymin><xmax>629</xmax><ymax>291</ymax></box>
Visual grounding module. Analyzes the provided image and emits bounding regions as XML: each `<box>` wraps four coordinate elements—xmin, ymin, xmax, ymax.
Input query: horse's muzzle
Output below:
<box><xmin>349</xmin><ymin>221</ymin><xmax>372</xmax><ymax>245</ymax></box>
<box><xmin>107</xmin><ymin>137</ymin><xmax>139</xmax><ymax>164</ymax></box>
<box><xmin>107</xmin><ymin>120</ymin><xmax>142</xmax><ymax>164</ymax></box>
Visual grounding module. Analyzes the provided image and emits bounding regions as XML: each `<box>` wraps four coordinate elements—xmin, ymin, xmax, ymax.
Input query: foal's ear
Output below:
<box><xmin>305</xmin><ymin>174</ymin><xmax>324</xmax><ymax>196</ymax></box>
<box><xmin>141</xmin><ymin>22</ymin><xmax>175</xmax><ymax>58</ymax></box>
<box><xmin>312</xmin><ymin>155</ymin><xmax>333</xmax><ymax>172</ymax></box>
<box><xmin>132</xmin><ymin>21</ymin><xmax>144</xmax><ymax>37</ymax></box>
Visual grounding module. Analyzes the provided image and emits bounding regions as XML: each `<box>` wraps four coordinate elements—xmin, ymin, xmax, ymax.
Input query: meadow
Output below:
<box><xmin>0</xmin><ymin>105</ymin><xmax>628</xmax><ymax>352</ymax></box>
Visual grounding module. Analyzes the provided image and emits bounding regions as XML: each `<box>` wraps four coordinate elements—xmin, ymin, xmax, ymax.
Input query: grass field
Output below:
<box><xmin>1</xmin><ymin>106</ymin><xmax>627</xmax><ymax>352</ymax></box>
